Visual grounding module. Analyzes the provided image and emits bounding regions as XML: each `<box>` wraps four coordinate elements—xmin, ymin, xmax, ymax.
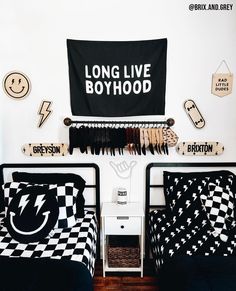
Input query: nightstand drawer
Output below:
<box><xmin>105</xmin><ymin>216</ymin><xmax>141</xmax><ymax>235</ymax></box>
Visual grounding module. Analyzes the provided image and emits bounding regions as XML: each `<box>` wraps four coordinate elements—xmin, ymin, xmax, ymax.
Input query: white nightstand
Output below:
<box><xmin>101</xmin><ymin>202</ymin><xmax>144</xmax><ymax>277</ymax></box>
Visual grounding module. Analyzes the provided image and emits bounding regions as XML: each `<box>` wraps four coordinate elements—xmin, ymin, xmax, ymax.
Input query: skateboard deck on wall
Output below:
<box><xmin>184</xmin><ymin>99</ymin><xmax>205</xmax><ymax>129</ymax></box>
<box><xmin>22</xmin><ymin>143</ymin><xmax>68</xmax><ymax>157</ymax></box>
<box><xmin>176</xmin><ymin>142</ymin><xmax>224</xmax><ymax>156</ymax></box>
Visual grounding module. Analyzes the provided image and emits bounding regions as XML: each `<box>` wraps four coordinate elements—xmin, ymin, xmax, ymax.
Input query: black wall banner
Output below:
<box><xmin>67</xmin><ymin>38</ymin><xmax>167</xmax><ymax>117</ymax></box>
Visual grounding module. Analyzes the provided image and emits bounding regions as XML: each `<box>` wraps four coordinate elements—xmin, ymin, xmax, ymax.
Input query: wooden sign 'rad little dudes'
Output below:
<box><xmin>211</xmin><ymin>60</ymin><xmax>233</xmax><ymax>97</ymax></box>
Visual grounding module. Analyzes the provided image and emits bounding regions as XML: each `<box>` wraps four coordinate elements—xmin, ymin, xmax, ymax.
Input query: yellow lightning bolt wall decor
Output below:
<box><xmin>38</xmin><ymin>101</ymin><xmax>52</xmax><ymax>128</ymax></box>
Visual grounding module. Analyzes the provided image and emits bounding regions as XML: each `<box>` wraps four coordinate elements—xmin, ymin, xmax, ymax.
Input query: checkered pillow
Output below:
<box><xmin>163</xmin><ymin>170</ymin><xmax>235</xmax><ymax>228</ymax></box>
<box><xmin>2</xmin><ymin>182</ymin><xmax>79</xmax><ymax>229</ymax></box>
<box><xmin>3</xmin><ymin>182</ymin><xmax>28</xmax><ymax>215</ymax></box>
<box><xmin>48</xmin><ymin>183</ymin><xmax>79</xmax><ymax>228</ymax></box>
<box><xmin>200</xmin><ymin>183</ymin><xmax>235</xmax><ymax>242</ymax></box>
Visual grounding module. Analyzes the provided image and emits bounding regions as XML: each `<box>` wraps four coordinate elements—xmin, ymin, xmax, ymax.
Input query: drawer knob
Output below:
<box><xmin>120</xmin><ymin>225</ymin><xmax>124</xmax><ymax>229</ymax></box>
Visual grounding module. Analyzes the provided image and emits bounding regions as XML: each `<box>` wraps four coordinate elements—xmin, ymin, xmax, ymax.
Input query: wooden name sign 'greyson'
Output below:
<box><xmin>176</xmin><ymin>142</ymin><xmax>224</xmax><ymax>156</ymax></box>
<box><xmin>22</xmin><ymin>143</ymin><xmax>68</xmax><ymax>157</ymax></box>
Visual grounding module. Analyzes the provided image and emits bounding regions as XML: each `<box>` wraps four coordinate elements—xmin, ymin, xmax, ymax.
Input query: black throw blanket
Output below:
<box><xmin>160</xmin><ymin>256</ymin><xmax>236</xmax><ymax>291</ymax></box>
<box><xmin>0</xmin><ymin>257</ymin><xmax>93</xmax><ymax>291</ymax></box>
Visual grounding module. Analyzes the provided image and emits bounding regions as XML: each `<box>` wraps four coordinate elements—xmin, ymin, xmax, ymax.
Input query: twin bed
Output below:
<box><xmin>146</xmin><ymin>162</ymin><xmax>236</xmax><ymax>291</ymax></box>
<box><xmin>0</xmin><ymin>163</ymin><xmax>100</xmax><ymax>291</ymax></box>
<box><xmin>1</xmin><ymin>162</ymin><xmax>236</xmax><ymax>291</ymax></box>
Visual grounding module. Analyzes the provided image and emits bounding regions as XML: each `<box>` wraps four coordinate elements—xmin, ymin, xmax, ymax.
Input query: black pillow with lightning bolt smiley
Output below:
<box><xmin>5</xmin><ymin>185</ymin><xmax>59</xmax><ymax>243</ymax></box>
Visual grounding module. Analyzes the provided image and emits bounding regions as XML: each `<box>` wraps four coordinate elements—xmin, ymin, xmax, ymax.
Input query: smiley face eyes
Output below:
<box><xmin>11</xmin><ymin>79</ymin><xmax>21</xmax><ymax>85</ymax></box>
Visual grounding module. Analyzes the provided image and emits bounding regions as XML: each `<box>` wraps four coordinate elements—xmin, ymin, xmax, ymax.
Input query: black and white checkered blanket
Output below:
<box><xmin>149</xmin><ymin>210</ymin><xmax>236</xmax><ymax>270</ymax></box>
<box><xmin>0</xmin><ymin>210</ymin><xmax>97</xmax><ymax>276</ymax></box>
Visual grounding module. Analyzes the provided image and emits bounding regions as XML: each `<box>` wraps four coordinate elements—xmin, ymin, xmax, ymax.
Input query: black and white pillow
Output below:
<box><xmin>48</xmin><ymin>183</ymin><xmax>79</xmax><ymax>228</ymax></box>
<box><xmin>3</xmin><ymin>182</ymin><xmax>80</xmax><ymax>229</ymax></box>
<box><xmin>3</xmin><ymin>182</ymin><xmax>28</xmax><ymax>215</ymax></box>
<box><xmin>12</xmin><ymin>172</ymin><xmax>86</xmax><ymax>218</ymax></box>
<box><xmin>5</xmin><ymin>185</ymin><xmax>59</xmax><ymax>243</ymax></box>
<box><xmin>163</xmin><ymin>170</ymin><xmax>235</xmax><ymax>227</ymax></box>
<box><xmin>200</xmin><ymin>183</ymin><xmax>235</xmax><ymax>242</ymax></box>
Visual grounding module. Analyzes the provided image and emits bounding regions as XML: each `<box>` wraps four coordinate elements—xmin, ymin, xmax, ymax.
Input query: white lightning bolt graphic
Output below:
<box><xmin>38</xmin><ymin>101</ymin><xmax>52</xmax><ymax>128</ymax></box>
<box><xmin>19</xmin><ymin>194</ymin><xmax>30</xmax><ymax>215</ymax></box>
<box><xmin>34</xmin><ymin>194</ymin><xmax>46</xmax><ymax>215</ymax></box>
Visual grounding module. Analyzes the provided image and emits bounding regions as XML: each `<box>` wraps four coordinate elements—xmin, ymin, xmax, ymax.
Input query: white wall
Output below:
<box><xmin>0</xmin><ymin>0</ymin><xmax>236</xmax><ymax>205</ymax></box>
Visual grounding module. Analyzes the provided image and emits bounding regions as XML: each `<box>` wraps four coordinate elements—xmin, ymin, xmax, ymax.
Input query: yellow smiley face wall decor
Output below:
<box><xmin>3</xmin><ymin>71</ymin><xmax>31</xmax><ymax>99</ymax></box>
